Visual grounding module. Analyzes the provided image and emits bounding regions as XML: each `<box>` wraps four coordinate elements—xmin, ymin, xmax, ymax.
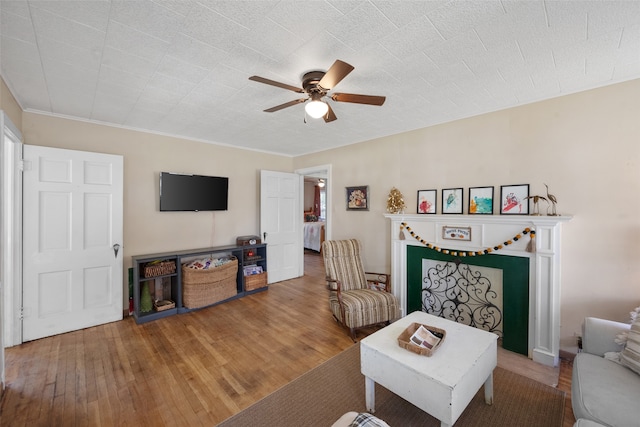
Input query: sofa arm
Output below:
<box><xmin>582</xmin><ymin>317</ymin><xmax>630</xmax><ymax>357</ymax></box>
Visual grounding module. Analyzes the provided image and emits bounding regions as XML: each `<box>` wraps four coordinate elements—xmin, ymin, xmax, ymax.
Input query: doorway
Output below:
<box><xmin>295</xmin><ymin>164</ymin><xmax>331</xmax><ymax>274</ymax></box>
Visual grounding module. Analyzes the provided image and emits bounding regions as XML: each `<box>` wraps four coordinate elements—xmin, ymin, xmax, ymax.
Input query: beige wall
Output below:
<box><xmin>294</xmin><ymin>78</ymin><xmax>640</xmax><ymax>354</ymax></box>
<box><xmin>21</xmin><ymin>112</ymin><xmax>292</xmax><ymax>307</ymax></box>
<box><xmin>0</xmin><ymin>78</ymin><xmax>22</xmax><ymax>132</ymax></box>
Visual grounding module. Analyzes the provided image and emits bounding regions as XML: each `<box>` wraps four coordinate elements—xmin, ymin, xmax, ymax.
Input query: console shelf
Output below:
<box><xmin>132</xmin><ymin>243</ymin><xmax>267</xmax><ymax>324</ymax></box>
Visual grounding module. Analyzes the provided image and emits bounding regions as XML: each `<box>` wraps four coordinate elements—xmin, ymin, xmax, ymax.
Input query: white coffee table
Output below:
<box><xmin>360</xmin><ymin>311</ymin><xmax>498</xmax><ymax>427</ymax></box>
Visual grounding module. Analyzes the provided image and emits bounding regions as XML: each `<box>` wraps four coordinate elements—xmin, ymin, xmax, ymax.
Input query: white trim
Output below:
<box><xmin>1</xmin><ymin>111</ymin><xmax>23</xmax><ymax>395</ymax></box>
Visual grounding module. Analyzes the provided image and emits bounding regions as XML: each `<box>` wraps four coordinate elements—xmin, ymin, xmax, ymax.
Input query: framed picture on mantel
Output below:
<box><xmin>417</xmin><ymin>190</ymin><xmax>437</xmax><ymax>214</ymax></box>
<box><xmin>469</xmin><ymin>186</ymin><xmax>494</xmax><ymax>215</ymax></box>
<box><xmin>500</xmin><ymin>184</ymin><xmax>529</xmax><ymax>215</ymax></box>
<box><xmin>442</xmin><ymin>188</ymin><xmax>463</xmax><ymax>214</ymax></box>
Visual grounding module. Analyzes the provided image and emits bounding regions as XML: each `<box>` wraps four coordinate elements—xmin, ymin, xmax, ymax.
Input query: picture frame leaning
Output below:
<box><xmin>417</xmin><ymin>189</ymin><xmax>437</xmax><ymax>214</ymax></box>
<box><xmin>500</xmin><ymin>184</ymin><xmax>529</xmax><ymax>215</ymax></box>
<box><xmin>442</xmin><ymin>188</ymin><xmax>463</xmax><ymax>214</ymax></box>
<box><xmin>469</xmin><ymin>186</ymin><xmax>494</xmax><ymax>214</ymax></box>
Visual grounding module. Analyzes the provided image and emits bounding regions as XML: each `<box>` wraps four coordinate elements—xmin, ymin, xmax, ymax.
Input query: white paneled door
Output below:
<box><xmin>22</xmin><ymin>146</ymin><xmax>123</xmax><ymax>342</ymax></box>
<box><xmin>260</xmin><ymin>170</ymin><xmax>301</xmax><ymax>283</ymax></box>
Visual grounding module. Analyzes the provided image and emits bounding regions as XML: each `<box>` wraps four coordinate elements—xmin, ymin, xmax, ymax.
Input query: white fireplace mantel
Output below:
<box><xmin>385</xmin><ymin>213</ymin><xmax>572</xmax><ymax>367</ymax></box>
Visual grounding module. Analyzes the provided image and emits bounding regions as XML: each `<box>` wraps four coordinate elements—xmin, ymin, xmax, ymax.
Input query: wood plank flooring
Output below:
<box><xmin>1</xmin><ymin>251</ymin><xmax>576</xmax><ymax>426</ymax></box>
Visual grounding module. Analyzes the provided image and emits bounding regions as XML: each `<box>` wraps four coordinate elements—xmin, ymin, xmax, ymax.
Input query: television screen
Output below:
<box><xmin>160</xmin><ymin>172</ymin><xmax>229</xmax><ymax>211</ymax></box>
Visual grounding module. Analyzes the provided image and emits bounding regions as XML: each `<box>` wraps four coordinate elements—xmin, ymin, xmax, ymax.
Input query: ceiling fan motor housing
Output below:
<box><xmin>302</xmin><ymin>71</ymin><xmax>327</xmax><ymax>97</ymax></box>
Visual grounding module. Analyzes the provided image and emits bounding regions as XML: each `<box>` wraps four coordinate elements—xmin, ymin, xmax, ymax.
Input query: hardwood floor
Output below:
<box><xmin>1</xmin><ymin>251</ymin><xmax>576</xmax><ymax>426</ymax></box>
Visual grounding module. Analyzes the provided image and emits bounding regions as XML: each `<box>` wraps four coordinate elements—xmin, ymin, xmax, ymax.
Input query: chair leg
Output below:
<box><xmin>349</xmin><ymin>327</ymin><xmax>357</xmax><ymax>342</ymax></box>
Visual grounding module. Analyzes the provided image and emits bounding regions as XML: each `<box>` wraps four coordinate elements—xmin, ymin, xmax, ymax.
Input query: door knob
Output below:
<box><xmin>113</xmin><ymin>243</ymin><xmax>121</xmax><ymax>258</ymax></box>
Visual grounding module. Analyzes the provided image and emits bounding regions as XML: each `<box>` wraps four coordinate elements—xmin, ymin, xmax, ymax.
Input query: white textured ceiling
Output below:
<box><xmin>1</xmin><ymin>1</ymin><xmax>639</xmax><ymax>156</ymax></box>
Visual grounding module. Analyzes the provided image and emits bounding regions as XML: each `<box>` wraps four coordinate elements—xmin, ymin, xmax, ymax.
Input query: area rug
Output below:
<box><xmin>217</xmin><ymin>344</ymin><xmax>565</xmax><ymax>426</ymax></box>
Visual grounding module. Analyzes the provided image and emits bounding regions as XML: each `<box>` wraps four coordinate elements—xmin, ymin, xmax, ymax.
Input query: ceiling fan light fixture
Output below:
<box><xmin>305</xmin><ymin>100</ymin><xmax>329</xmax><ymax>119</ymax></box>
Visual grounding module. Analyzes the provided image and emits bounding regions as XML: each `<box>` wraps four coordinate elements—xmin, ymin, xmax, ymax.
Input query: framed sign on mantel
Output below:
<box><xmin>442</xmin><ymin>226</ymin><xmax>472</xmax><ymax>241</ymax></box>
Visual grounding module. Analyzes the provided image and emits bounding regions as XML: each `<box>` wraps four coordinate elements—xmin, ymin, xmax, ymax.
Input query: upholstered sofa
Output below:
<box><xmin>572</xmin><ymin>317</ymin><xmax>640</xmax><ymax>426</ymax></box>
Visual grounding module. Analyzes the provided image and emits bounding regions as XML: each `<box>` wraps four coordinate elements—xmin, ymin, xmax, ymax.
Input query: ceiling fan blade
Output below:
<box><xmin>264</xmin><ymin>98</ymin><xmax>307</xmax><ymax>113</ymax></box>
<box><xmin>318</xmin><ymin>60</ymin><xmax>354</xmax><ymax>90</ymax></box>
<box><xmin>249</xmin><ymin>76</ymin><xmax>304</xmax><ymax>93</ymax></box>
<box><xmin>331</xmin><ymin>93</ymin><xmax>386</xmax><ymax>106</ymax></box>
<box><xmin>324</xmin><ymin>103</ymin><xmax>337</xmax><ymax>123</ymax></box>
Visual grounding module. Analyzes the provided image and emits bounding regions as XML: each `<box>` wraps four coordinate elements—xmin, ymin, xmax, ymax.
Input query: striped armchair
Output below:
<box><xmin>322</xmin><ymin>239</ymin><xmax>399</xmax><ymax>341</ymax></box>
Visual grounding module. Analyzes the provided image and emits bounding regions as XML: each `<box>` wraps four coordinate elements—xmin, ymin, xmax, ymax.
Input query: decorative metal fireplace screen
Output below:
<box><xmin>422</xmin><ymin>259</ymin><xmax>503</xmax><ymax>337</ymax></box>
<box><xmin>407</xmin><ymin>245</ymin><xmax>530</xmax><ymax>356</ymax></box>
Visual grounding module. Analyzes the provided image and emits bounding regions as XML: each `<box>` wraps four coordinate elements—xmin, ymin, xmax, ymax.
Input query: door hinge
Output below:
<box><xmin>18</xmin><ymin>307</ymin><xmax>25</xmax><ymax>320</ymax></box>
<box><xmin>19</xmin><ymin>159</ymin><xmax>31</xmax><ymax>171</ymax></box>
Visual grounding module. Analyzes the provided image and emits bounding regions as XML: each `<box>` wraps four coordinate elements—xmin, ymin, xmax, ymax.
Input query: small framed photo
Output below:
<box><xmin>469</xmin><ymin>186</ymin><xmax>494</xmax><ymax>215</ymax></box>
<box><xmin>500</xmin><ymin>184</ymin><xmax>529</xmax><ymax>215</ymax></box>
<box><xmin>442</xmin><ymin>188</ymin><xmax>463</xmax><ymax>214</ymax></box>
<box><xmin>346</xmin><ymin>186</ymin><xmax>369</xmax><ymax>210</ymax></box>
<box><xmin>417</xmin><ymin>190</ymin><xmax>437</xmax><ymax>214</ymax></box>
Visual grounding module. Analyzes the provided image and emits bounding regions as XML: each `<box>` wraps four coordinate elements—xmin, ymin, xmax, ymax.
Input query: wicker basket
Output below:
<box><xmin>182</xmin><ymin>258</ymin><xmax>238</xmax><ymax>309</ymax></box>
<box><xmin>144</xmin><ymin>260</ymin><xmax>176</xmax><ymax>278</ymax></box>
<box><xmin>397</xmin><ymin>322</ymin><xmax>446</xmax><ymax>357</ymax></box>
<box><xmin>245</xmin><ymin>272</ymin><xmax>268</xmax><ymax>291</ymax></box>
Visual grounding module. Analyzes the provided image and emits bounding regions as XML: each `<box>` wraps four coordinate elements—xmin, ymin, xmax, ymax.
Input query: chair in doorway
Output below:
<box><xmin>322</xmin><ymin>239</ymin><xmax>400</xmax><ymax>341</ymax></box>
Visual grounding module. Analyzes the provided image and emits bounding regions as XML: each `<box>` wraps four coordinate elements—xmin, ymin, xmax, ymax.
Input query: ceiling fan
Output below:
<box><xmin>249</xmin><ymin>60</ymin><xmax>386</xmax><ymax>123</ymax></box>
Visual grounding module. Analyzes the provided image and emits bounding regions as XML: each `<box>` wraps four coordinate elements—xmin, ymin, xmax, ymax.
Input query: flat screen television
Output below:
<box><xmin>160</xmin><ymin>172</ymin><xmax>229</xmax><ymax>212</ymax></box>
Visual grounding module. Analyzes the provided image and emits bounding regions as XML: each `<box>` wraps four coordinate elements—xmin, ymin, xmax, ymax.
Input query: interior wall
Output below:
<box><xmin>0</xmin><ymin>78</ymin><xmax>22</xmax><ymax>133</ymax></box>
<box><xmin>293</xmin><ymin>78</ymin><xmax>640</xmax><ymax>354</ymax></box>
<box><xmin>304</xmin><ymin>181</ymin><xmax>315</xmax><ymax>211</ymax></box>
<box><xmin>21</xmin><ymin>112</ymin><xmax>293</xmax><ymax>308</ymax></box>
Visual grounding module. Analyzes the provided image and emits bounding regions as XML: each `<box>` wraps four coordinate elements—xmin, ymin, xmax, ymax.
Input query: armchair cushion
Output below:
<box><xmin>329</xmin><ymin>289</ymin><xmax>399</xmax><ymax>329</ymax></box>
<box><xmin>322</xmin><ymin>239</ymin><xmax>368</xmax><ymax>291</ymax></box>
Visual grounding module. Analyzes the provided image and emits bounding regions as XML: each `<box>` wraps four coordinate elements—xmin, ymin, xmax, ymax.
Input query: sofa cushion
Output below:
<box><xmin>620</xmin><ymin>318</ymin><xmax>640</xmax><ymax>374</ymax></box>
<box><xmin>572</xmin><ymin>352</ymin><xmax>640</xmax><ymax>426</ymax></box>
<box><xmin>573</xmin><ymin>419</ymin><xmax>607</xmax><ymax>427</ymax></box>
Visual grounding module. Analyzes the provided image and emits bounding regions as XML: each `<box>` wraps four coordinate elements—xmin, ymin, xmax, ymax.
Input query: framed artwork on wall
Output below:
<box><xmin>469</xmin><ymin>186</ymin><xmax>494</xmax><ymax>214</ymax></box>
<box><xmin>442</xmin><ymin>188</ymin><xmax>463</xmax><ymax>214</ymax></box>
<box><xmin>346</xmin><ymin>186</ymin><xmax>369</xmax><ymax>210</ymax></box>
<box><xmin>417</xmin><ymin>190</ymin><xmax>437</xmax><ymax>214</ymax></box>
<box><xmin>500</xmin><ymin>184</ymin><xmax>529</xmax><ymax>215</ymax></box>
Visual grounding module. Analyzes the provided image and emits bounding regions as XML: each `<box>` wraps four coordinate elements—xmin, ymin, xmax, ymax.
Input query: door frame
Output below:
<box><xmin>295</xmin><ymin>164</ymin><xmax>332</xmax><ymax>273</ymax></box>
<box><xmin>1</xmin><ymin>111</ymin><xmax>23</xmax><ymax>348</ymax></box>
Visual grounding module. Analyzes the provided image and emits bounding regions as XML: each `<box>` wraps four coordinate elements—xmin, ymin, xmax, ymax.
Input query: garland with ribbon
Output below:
<box><xmin>400</xmin><ymin>222</ymin><xmax>536</xmax><ymax>256</ymax></box>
